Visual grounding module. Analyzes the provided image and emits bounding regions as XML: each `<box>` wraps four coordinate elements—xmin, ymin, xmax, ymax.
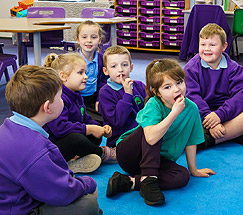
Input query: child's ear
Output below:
<box><xmin>223</xmin><ymin>42</ymin><xmax>228</xmax><ymax>52</ymax></box>
<box><xmin>59</xmin><ymin>71</ymin><xmax>67</xmax><ymax>82</ymax></box>
<box><xmin>130</xmin><ymin>63</ymin><xmax>134</xmax><ymax>73</ymax></box>
<box><xmin>43</xmin><ymin>100</ymin><xmax>52</xmax><ymax>114</ymax></box>
<box><xmin>103</xmin><ymin>67</ymin><xmax>109</xmax><ymax>76</ymax></box>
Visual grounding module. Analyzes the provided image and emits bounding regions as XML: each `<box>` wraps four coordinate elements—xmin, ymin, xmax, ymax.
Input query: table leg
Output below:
<box><xmin>110</xmin><ymin>23</ymin><xmax>117</xmax><ymax>46</ymax></box>
<box><xmin>33</xmin><ymin>32</ymin><xmax>42</xmax><ymax>66</ymax></box>
<box><xmin>17</xmin><ymin>32</ymin><xmax>23</xmax><ymax>66</ymax></box>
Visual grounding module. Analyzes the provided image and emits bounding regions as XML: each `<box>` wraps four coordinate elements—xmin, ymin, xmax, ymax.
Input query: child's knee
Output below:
<box><xmin>76</xmin><ymin>194</ymin><xmax>100</xmax><ymax>215</ymax></box>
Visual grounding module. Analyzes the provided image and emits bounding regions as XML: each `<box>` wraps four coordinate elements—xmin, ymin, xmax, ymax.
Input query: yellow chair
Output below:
<box><xmin>232</xmin><ymin>9</ymin><xmax>243</xmax><ymax>60</ymax></box>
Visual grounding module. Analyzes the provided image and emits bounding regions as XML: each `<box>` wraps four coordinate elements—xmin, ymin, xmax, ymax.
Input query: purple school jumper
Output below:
<box><xmin>44</xmin><ymin>85</ymin><xmax>99</xmax><ymax>142</ymax></box>
<box><xmin>98</xmin><ymin>80</ymin><xmax>146</xmax><ymax>147</ymax></box>
<box><xmin>185</xmin><ymin>53</ymin><xmax>243</xmax><ymax>123</ymax></box>
<box><xmin>0</xmin><ymin>117</ymin><xmax>96</xmax><ymax>215</ymax></box>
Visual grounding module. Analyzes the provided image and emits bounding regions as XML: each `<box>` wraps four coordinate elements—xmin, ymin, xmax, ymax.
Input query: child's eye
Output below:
<box><xmin>164</xmin><ymin>86</ymin><xmax>170</xmax><ymax>89</ymax></box>
<box><xmin>177</xmin><ymin>80</ymin><xmax>183</xmax><ymax>85</ymax></box>
<box><xmin>122</xmin><ymin>63</ymin><xmax>128</xmax><ymax>67</ymax></box>
<box><xmin>111</xmin><ymin>65</ymin><xmax>116</xmax><ymax>68</ymax></box>
<box><xmin>92</xmin><ymin>35</ymin><xmax>98</xmax><ymax>39</ymax></box>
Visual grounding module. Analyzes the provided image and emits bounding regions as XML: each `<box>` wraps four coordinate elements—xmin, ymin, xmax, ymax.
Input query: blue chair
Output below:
<box><xmin>81</xmin><ymin>8</ymin><xmax>115</xmax><ymax>54</ymax></box>
<box><xmin>179</xmin><ymin>4</ymin><xmax>232</xmax><ymax>61</ymax></box>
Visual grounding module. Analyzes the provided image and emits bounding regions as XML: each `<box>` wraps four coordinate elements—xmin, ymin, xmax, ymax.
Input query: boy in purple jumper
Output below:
<box><xmin>98</xmin><ymin>46</ymin><xmax>146</xmax><ymax>147</ymax></box>
<box><xmin>185</xmin><ymin>23</ymin><xmax>243</xmax><ymax>149</ymax></box>
<box><xmin>0</xmin><ymin>65</ymin><xmax>102</xmax><ymax>215</ymax></box>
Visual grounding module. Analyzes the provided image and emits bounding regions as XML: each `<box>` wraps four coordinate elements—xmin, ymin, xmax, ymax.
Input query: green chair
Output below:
<box><xmin>232</xmin><ymin>9</ymin><xmax>243</xmax><ymax>60</ymax></box>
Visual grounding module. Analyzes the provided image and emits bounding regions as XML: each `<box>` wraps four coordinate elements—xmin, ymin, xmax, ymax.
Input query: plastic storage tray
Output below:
<box><xmin>117</xmin><ymin>0</ymin><xmax>137</xmax><ymax>5</ymax></box>
<box><xmin>162</xmin><ymin>24</ymin><xmax>184</xmax><ymax>32</ymax></box>
<box><xmin>162</xmin><ymin>8</ymin><xmax>184</xmax><ymax>15</ymax></box>
<box><xmin>139</xmin><ymin>23</ymin><xmax>160</xmax><ymax>31</ymax></box>
<box><xmin>117</xmin><ymin>38</ymin><xmax>137</xmax><ymax>46</ymax></box>
<box><xmin>138</xmin><ymin>39</ymin><xmax>160</xmax><ymax>47</ymax></box>
<box><xmin>162</xmin><ymin>0</ymin><xmax>185</xmax><ymax>8</ymax></box>
<box><xmin>139</xmin><ymin>31</ymin><xmax>160</xmax><ymax>39</ymax></box>
<box><xmin>140</xmin><ymin>0</ymin><xmax>160</xmax><ymax>7</ymax></box>
<box><xmin>162</xmin><ymin>16</ymin><xmax>184</xmax><ymax>24</ymax></box>
<box><xmin>162</xmin><ymin>39</ymin><xmax>182</xmax><ymax>46</ymax></box>
<box><xmin>116</xmin><ymin>14</ymin><xmax>137</xmax><ymax>18</ymax></box>
<box><xmin>117</xmin><ymin>29</ymin><xmax>137</xmax><ymax>37</ymax></box>
<box><xmin>116</xmin><ymin>6</ymin><xmax>137</xmax><ymax>14</ymax></box>
<box><xmin>162</xmin><ymin>32</ymin><xmax>183</xmax><ymax>40</ymax></box>
<box><xmin>139</xmin><ymin>15</ymin><xmax>160</xmax><ymax>23</ymax></box>
<box><xmin>139</xmin><ymin>7</ymin><xmax>160</xmax><ymax>15</ymax></box>
<box><xmin>117</xmin><ymin>22</ymin><xmax>137</xmax><ymax>30</ymax></box>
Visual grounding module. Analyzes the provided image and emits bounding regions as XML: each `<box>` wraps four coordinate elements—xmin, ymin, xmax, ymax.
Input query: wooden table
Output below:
<box><xmin>0</xmin><ymin>18</ymin><xmax>71</xmax><ymax>66</ymax></box>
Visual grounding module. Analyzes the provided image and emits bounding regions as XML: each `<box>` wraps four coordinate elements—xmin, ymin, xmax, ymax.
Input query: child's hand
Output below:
<box><xmin>103</xmin><ymin>125</ymin><xmax>112</xmax><ymax>138</ymax></box>
<box><xmin>191</xmin><ymin>168</ymin><xmax>215</xmax><ymax>177</ymax></box>
<box><xmin>86</xmin><ymin>125</ymin><xmax>105</xmax><ymax>139</ymax></box>
<box><xmin>209</xmin><ymin>124</ymin><xmax>226</xmax><ymax>139</ymax></box>
<box><xmin>172</xmin><ymin>95</ymin><xmax>185</xmax><ymax>116</ymax></box>
<box><xmin>95</xmin><ymin>101</ymin><xmax>99</xmax><ymax>112</ymax></box>
<box><xmin>120</xmin><ymin>74</ymin><xmax>133</xmax><ymax>95</ymax></box>
<box><xmin>203</xmin><ymin>112</ymin><xmax>221</xmax><ymax>129</ymax></box>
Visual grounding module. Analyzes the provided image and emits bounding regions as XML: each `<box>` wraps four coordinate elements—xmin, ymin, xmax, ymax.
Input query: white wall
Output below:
<box><xmin>0</xmin><ymin>0</ymin><xmax>19</xmax><ymax>37</ymax></box>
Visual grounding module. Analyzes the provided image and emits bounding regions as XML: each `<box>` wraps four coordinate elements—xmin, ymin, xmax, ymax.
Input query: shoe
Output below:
<box><xmin>106</xmin><ymin>171</ymin><xmax>133</xmax><ymax>197</ymax></box>
<box><xmin>101</xmin><ymin>146</ymin><xmax>117</xmax><ymax>163</ymax></box>
<box><xmin>68</xmin><ymin>154</ymin><xmax>101</xmax><ymax>173</ymax></box>
<box><xmin>233</xmin><ymin>135</ymin><xmax>243</xmax><ymax>145</ymax></box>
<box><xmin>198</xmin><ymin>133</ymin><xmax>215</xmax><ymax>149</ymax></box>
<box><xmin>139</xmin><ymin>177</ymin><xmax>165</xmax><ymax>206</ymax></box>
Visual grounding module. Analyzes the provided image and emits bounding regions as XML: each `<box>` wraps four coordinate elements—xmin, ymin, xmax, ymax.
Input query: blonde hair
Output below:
<box><xmin>5</xmin><ymin>65</ymin><xmax>62</xmax><ymax>118</ymax></box>
<box><xmin>145</xmin><ymin>59</ymin><xmax>185</xmax><ymax>103</ymax></box>
<box><xmin>44</xmin><ymin>52</ymin><xmax>86</xmax><ymax>78</ymax></box>
<box><xmin>76</xmin><ymin>20</ymin><xmax>104</xmax><ymax>50</ymax></box>
<box><xmin>103</xmin><ymin>45</ymin><xmax>132</xmax><ymax>68</ymax></box>
<box><xmin>199</xmin><ymin>23</ymin><xmax>226</xmax><ymax>45</ymax></box>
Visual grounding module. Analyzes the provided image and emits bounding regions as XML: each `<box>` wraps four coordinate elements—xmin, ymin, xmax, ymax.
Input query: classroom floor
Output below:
<box><xmin>0</xmin><ymin>37</ymin><xmax>243</xmax><ymax>215</ymax></box>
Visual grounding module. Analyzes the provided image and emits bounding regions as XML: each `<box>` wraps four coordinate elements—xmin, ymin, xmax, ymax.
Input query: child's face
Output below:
<box><xmin>49</xmin><ymin>89</ymin><xmax>64</xmax><ymax>121</ymax></box>
<box><xmin>199</xmin><ymin>35</ymin><xmax>227</xmax><ymax>69</ymax></box>
<box><xmin>103</xmin><ymin>54</ymin><xmax>133</xmax><ymax>84</ymax></box>
<box><xmin>157</xmin><ymin>76</ymin><xmax>186</xmax><ymax>109</ymax></box>
<box><xmin>62</xmin><ymin>62</ymin><xmax>87</xmax><ymax>92</ymax></box>
<box><xmin>76</xmin><ymin>24</ymin><xmax>101</xmax><ymax>55</ymax></box>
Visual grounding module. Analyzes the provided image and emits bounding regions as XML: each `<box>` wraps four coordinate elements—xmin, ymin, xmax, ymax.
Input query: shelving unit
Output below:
<box><xmin>114</xmin><ymin>0</ymin><xmax>190</xmax><ymax>52</ymax></box>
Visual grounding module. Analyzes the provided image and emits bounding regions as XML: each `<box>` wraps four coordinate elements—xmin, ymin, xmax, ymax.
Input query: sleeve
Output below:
<box><xmin>18</xmin><ymin>146</ymin><xmax>97</xmax><ymax>206</ymax></box>
<box><xmin>99</xmin><ymin>87</ymin><xmax>134</xmax><ymax>128</ymax></box>
<box><xmin>185</xmin><ymin>62</ymin><xmax>211</xmax><ymax>121</ymax></box>
<box><xmin>214</xmin><ymin>64</ymin><xmax>243</xmax><ymax>122</ymax></box>
<box><xmin>83</xmin><ymin>107</ymin><xmax>100</xmax><ymax>126</ymax></box>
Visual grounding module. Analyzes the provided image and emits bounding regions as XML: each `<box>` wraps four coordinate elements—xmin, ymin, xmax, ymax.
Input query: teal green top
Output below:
<box><xmin>116</xmin><ymin>96</ymin><xmax>204</xmax><ymax>162</ymax></box>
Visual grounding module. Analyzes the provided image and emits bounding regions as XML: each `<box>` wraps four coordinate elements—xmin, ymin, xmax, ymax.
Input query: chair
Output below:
<box><xmin>81</xmin><ymin>8</ymin><xmax>115</xmax><ymax>54</ymax></box>
<box><xmin>179</xmin><ymin>5</ymin><xmax>233</xmax><ymax>61</ymax></box>
<box><xmin>231</xmin><ymin>9</ymin><xmax>243</xmax><ymax>60</ymax></box>
<box><xmin>0</xmin><ymin>44</ymin><xmax>17</xmax><ymax>83</ymax></box>
<box><xmin>22</xmin><ymin>7</ymin><xmax>74</xmax><ymax>65</ymax></box>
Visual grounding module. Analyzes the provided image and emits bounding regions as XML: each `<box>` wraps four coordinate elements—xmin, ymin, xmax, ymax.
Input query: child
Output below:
<box><xmin>43</xmin><ymin>53</ymin><xmax>116</xmax><ymax>174</ymax></box>
<box><xmin>0</xmin><ymin>65</ymin><xmax>102</xmax><ymax>215</ymax></box>
<box><xmin>106</xmin><ymin>59</ymin><xmax>215</xmax><ymax>206</ymax></box>
<box><xmin>76</xmin><ymin>20</ymin><xmax>109</xmax><ymax>123</ymax></box>
<box><xmin>98</xmin><ymin>46</ymin><xmax>146</xmax><ymax>147</ymax></box>
<box><xmin>185</xmin><ymin>23</ymin><xmax>243</xmax><ymax>149</ymax></box>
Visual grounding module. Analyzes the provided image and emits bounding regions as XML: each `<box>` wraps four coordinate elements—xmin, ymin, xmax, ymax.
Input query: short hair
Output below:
<box><xmin>43</xmin><ymin>52</ymin><xmax>86</xmax><ymax>78</ymax></box>
<box><xmin>5</xmin><ymin>65</ymin><xmax>62</xmax><ymax>118</ymax></box>
<box><xmin>145</xmin><ymin>59</ymin><xmax>185</xmax><ymax>103</ymax></box>
<box><xmin>103</xmin><ymin>45</ymin><xmax>132</xmax><ymax>68</ymax></box>
<box><xmin>76</xmin><ymin>20</ymin><xmax>104</xmax><ymax>49</ymax></box>
<box><xmin>199</xmin><ymin>23</ymin><xmax>226</xmax><ymax>45</ymax></box>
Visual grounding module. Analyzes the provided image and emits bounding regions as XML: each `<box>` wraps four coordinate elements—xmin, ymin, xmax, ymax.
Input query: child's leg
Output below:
<box><xmin>32</xmin><ymin>194</ymin><xmax>102</xmax><ymax>215</ymax></box>
<box><xmin>216</xmin><ymin>112</ymin><xmax>243</xmax><ymax>144</ymax></box>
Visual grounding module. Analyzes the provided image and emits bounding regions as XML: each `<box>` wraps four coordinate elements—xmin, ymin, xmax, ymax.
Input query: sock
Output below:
<box><xmin>140</xmin><ymin>175</ymin><xmax>158</xmax><ymax>182</ymax></box>
<box><xmin>129</xmin><ymin>176</ymin><xmax>135</xmax><ymax>190</ymax></box>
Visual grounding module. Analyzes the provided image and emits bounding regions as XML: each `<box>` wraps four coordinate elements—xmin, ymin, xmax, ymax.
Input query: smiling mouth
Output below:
<box><xmin>174</xmin><ymin>95</ymin><xmax>181</xmax><ymax>101</ymax></box>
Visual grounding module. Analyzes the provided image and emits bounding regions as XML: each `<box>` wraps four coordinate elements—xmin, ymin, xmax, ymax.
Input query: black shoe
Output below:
<box><xmin>139</xmin><ymin>177</ymin><xmax>165</xmax><ymax>206</ymax></box>
<box><xmin>106</xmin><ymin>171</ymin><xmax>133</xmax><ymax>197</ymax></box>
<box><xmin>233</xmin><ymin>135</ymin><xmax>243</xmax><ymax>145</ymax></box>
<box><xmin>198</xmin><ymin>133</ymin><xmax>215</xmax><ymax>149</ymax></box>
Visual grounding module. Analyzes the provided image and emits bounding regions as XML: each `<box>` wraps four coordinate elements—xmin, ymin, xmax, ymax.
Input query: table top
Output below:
<box><xmin>183</xmin><ymin>9</ymin><xmax>234</xmax><ymax>15</ymax></box>
<box><xmin>0</xmin><ymin>18</ymin><xmax>71</xmax><ymax>33</ymax></box>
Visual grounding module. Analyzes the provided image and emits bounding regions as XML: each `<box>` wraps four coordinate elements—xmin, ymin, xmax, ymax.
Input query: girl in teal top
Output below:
<box><xmin>106</xmin><ymin>59</ymin><xmax>215</xmax><ymax>206</ymax></box>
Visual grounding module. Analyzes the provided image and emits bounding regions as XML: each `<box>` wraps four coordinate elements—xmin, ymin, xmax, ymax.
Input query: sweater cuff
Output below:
<box><xmin>214</xmin><ymin>110</ymin><xmax>224</xmax><ymax>123</ymax></box>
<box><xmin>123</xmin><ymin>93</ymin><xmax>133</xmax><ymax>103</ymax></box>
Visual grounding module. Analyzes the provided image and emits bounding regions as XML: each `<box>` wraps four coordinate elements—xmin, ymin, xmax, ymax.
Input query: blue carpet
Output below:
<box><xmin>76</xmin><ymin>142</ymin><xmax>243</xmax><ymax>215</ymax></box>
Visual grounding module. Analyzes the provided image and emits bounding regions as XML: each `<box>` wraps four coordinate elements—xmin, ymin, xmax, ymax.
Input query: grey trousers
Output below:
<box><xmin>29</xmin><ymin>194</ymin><xmax>103</xmax><ymax>215</ymax></box>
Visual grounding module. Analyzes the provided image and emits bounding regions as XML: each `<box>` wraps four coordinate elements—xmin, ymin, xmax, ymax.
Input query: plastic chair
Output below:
<box><xmin>231</xmin><ymin>9</ymin><xmax>243</xmax><ymax>60</ymax></box>
<box><xmin>81</xmin><ymin>8</ymin><xmax>115</xmax><ymax>54</ymax></box>
<box><xmin>179</xmin><ymin>5</ymin><xmax>232</xmax><ymax>61</ymax></box>
<box><xmin>0</xmin><ymin>53</ymin><xmax>17</xmax><ymax>83</ymax></box>
<box><xmin>22</xmin><ymin>7</ymin><xmax>74</xmax><ymax>65</ymax></box>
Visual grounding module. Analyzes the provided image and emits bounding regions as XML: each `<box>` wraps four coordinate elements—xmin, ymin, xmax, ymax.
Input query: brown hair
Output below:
<box><xmin>145</xmin><ymin>59</ymin><xmax>185</xmax><ymax>103</ymax></box>
<box><xmin>199</xmin><ymin>23</ymin><xmax>226</xmax><ymax>45</ymax></box>
<box><xmin>5</xmin><ymin>65</ymin><xmax>62</xmax><ymax>118</ymax></box>
<box><xmin>103</xmin><ymin>45</ymin><xmax>132</xmax><ymax>68</ymax></box>
<box><xmin>76</xmin><ymin>20</ymin><xmax>104</xmax><ymax>50</ymax></box>
<box><xmin>43</xmin><ymin>52</ymin><xmax>86</xmax><ymax>78</ymax></box>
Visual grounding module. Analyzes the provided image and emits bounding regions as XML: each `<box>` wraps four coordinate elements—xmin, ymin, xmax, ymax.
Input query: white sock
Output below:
<box><xmin>129</xmin><ymin>176</ymin><xmax>135</xmax><ymax>190</ymax></box>
<box><xmin>140</xmin><ymin>175</ymin><xmax>157</xmax><ymax>182</ymax></box>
